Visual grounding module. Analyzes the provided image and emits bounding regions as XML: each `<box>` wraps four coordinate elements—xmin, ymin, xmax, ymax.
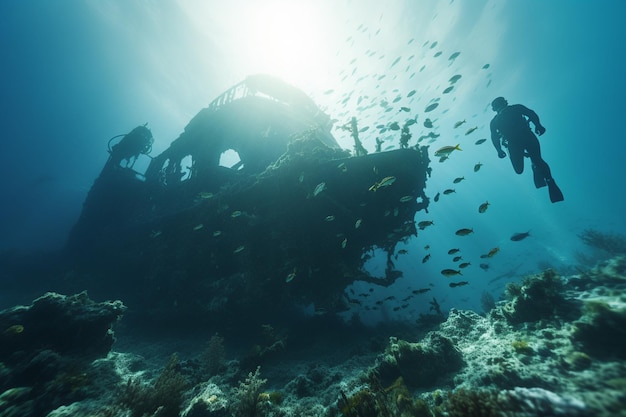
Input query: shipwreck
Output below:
<box><xmin>66</xmin><ymin>74</ymin><xmax>431</xmax><ymax>324</ymax></box>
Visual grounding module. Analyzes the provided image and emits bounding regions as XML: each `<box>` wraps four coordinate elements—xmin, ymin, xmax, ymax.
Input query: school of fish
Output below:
<box><xmin>269</xmin><ymin>15</ymin><xmax>543</xmax><ymax>315</ymax></box>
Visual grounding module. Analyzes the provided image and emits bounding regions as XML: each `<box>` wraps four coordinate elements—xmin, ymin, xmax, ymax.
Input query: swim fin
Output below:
<box><xmin>546</xmin><ymin>178</ymin><xmax>564</xmax><ymax>203</ymax></box>
<box><xmin>532</xmin><ymin>164</ymin><xmax>547</xmax><ymax>188</ymax></box>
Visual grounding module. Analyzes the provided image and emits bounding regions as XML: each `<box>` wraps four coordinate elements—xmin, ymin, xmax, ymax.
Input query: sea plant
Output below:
<box><xmin>578</xmin><ymin>229</ymin><xmax>626</xmax><ymax>255</ymax></box>
<box><xmin>231</xmin><ymin>366</ymin><xmax>267</xmax><ymax>417</ymax></box>
<box><xmin>202</xmin><ymin>333</ymin><xmax>226</xmax><ymax>377</ymax></box>
<box><xmin>119</xmin><ymin>353</ymin><xmax>188</xmax><ymax>417</ymax></box>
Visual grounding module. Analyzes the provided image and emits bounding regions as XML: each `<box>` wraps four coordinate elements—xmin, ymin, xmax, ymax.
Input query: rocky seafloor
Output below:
<box><xmin>1</xmin><ymin>256</ymin><xmax>625</xmax><ymax>417</ymax></box>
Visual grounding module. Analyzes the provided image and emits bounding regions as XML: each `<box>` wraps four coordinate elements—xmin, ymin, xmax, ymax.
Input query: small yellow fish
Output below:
<box><xmin>465</xmin><ymin>126</ymin><xmax>478</xmax><ymax>135</ymax></box>
<box><xmin>454</xmin><ymin>120</ymin><xmax>466</xmax><ymax>128</ymax></box>
<box><xmin>434</xmin><ymin>144</ymin><xmax>462</xmax><ymax>157</ymax></box>
<box><xmin>441</xmin><ymin>269</ymin><xmax>463</xmax><ymax>277</ymax></box>
<box><xmin>486</xmin><ymin>247</ymin><xmax>500</xmax><ymax>257</ymax></box>
<box><xmin>455</xmin><ymin>228</ymin><xmax>474</xmax><ymax>236</ymax></box>
<box><xmin>369</xmin><ymin>176</ymin><xmax>396</xmax><ymax>191</ymax></box>
<box><xmin>478</xmin><ymin>201</ymin><xmax>490</xmax><ymax>213</ymax></box>
<box><xmin>4</xmin><ymin>324</ymin><xmax>24</xmax><ymax>335</ymax></box>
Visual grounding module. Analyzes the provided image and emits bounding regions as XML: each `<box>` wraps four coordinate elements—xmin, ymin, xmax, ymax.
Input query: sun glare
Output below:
<box><xmin>242</xmin><ymin>1</ymin><xmax>334</xmax><ymax>90</ymax></box>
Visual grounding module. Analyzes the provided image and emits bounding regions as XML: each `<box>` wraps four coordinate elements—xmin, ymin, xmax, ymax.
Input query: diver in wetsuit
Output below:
<box><xmin>490</xmin><ymin>97</ymin><xmax>564</xmax><ymax>203</ymax></box>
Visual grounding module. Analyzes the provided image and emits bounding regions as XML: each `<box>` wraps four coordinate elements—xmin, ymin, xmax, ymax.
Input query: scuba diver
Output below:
<box><xmin>106</xmin><ymin>124</ymin><xmax>153</xmax><ymax>169</ymax></box>
<box><xmin>490</xmin><ymin>97</ymin><xmax>564</xmax><ymax>203</ymax></box>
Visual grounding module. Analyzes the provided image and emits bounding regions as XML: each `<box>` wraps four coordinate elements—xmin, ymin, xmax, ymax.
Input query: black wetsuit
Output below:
<box><xmin>490</xmin><ymin>104</ymin><xmax>552</xmax><ymax>180</ymax></box>
<box><xmin>490</xmin><ymin>104</ymin><xmax>564</xmax><ymax>202</ymax></box>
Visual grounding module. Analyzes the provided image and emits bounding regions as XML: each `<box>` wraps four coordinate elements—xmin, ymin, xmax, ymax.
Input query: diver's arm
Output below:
<box><xmin>490</xmin><ymin>119</ymin><xmax>506</xmax><ymax>158</ymax></box>
<box><xmin>520</xmin><ymin>105</ymin><xmax>546</xmax><ymax>135</ymax></box>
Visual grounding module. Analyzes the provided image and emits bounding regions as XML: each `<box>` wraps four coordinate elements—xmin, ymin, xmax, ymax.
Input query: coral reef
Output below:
<box><xmin>499</xmin><ymin>269</ymin><xmax>578</xmax><ymax>324</ymax></box>
<box><xmin>373</xmin><ymin>332</ymin><xmax>463</xmax><ymax>389</ymax></box>
<box><xmin>0</xmin><ymin>291</ymin><xmax>125</xmax><ymax>361</ymax></box>
<box><xmin>573</xmin><ymin>300</ymin><xmax>626</xmax><ymax>359</ymax></box>
<box><xmin>443</xmin><ymin>388</ymin><xmax>501</xmax><ymax>417</ymax></box>
<box><xmin>0</xmin><ymin>292</ymin><xmax>125</xmax><ymax>417</ymax></box>
<box><xmin>3</xmin><ymin>255</ymin><xmax>626</xmax><ymax>417</ymax></box>
<box><xmin>181</xmin><ymin>382</ymin><xmax>229</xmax><ymax>417</ymax></box>
<box><xmin>443</xmin><ymin>386</ymin><xmax>588</xmax><ymax>417</ymax></box>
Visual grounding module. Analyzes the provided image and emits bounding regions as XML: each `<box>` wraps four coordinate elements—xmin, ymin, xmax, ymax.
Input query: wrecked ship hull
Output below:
<box><xmin>66</xmin><ymin>75</ymin><xmax>431</xmax><ymax>322</ymax></box>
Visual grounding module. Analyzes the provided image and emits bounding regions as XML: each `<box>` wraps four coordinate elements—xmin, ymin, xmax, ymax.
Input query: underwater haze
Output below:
<box><xmin>3</xmin><ymin>2</ymin><xmax>626</xmax><ymax>417</ymax></box>
<box><xmin>1</xmin><ymin>0</ymin><xmax>626</xmax><ymax>314</ymax></box>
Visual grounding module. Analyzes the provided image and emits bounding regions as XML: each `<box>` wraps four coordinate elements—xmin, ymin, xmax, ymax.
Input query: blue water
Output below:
<box><xmin>1</xmin><ymin>1</ymin><xmax>625</xmax><ymax>320</ymax></box>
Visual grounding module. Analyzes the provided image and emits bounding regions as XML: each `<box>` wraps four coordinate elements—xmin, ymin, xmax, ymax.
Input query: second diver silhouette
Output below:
<box><xmin>489</xmin><ymin>97</ymin><xmax>564</xmax><ymax>203</ymax></box>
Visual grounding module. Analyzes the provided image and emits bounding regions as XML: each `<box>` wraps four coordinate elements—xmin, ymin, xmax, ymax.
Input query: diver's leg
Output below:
<box><xmin>527</xmin><ymin>136</ymin><xmax>564</xmax><ymax>202</ymax></box>
<box><xmin>531</xmin><ymin>161</ymin><xmax>547</xmax><ymax>188</ymax></box>
<box><xmin>526</xmin><ymin>135</ymin><xmax>552</xmax><ymax>180</ymax></box>
<box><xmin>508</xmin><ymin>144</ymin><xmax>524</xmax><ymax>174</ymax></box>
<box><xmin>531</xmin><ymin>165</ymin><xmax>547</xmax><ymax>188</ymax></box>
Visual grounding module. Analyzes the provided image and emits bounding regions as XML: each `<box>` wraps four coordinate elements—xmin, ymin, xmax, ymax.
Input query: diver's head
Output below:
<box><xmin>491</xmin><ymin>97</ymin><xmax>508</xmax><ymax>112</ymax></box>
